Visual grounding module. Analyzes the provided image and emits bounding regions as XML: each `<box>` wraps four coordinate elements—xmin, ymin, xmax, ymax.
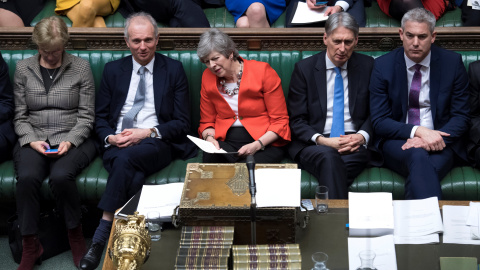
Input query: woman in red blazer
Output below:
<box><xmin>197</xmin><ymin>28</ymin><xmax>290</xmax><ymax>163</ymax></box>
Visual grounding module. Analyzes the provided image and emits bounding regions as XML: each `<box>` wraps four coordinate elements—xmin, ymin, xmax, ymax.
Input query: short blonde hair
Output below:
<box><xmin>32</xmin><ymin>16</ymin><xmax>69</xmax><ymax>49</ymax></box>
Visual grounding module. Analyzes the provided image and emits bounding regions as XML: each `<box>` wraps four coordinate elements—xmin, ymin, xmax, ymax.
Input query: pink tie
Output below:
<box><xmin>408</xmin><ymin>64</ymin><xmax>422</xmax><ymax>125</ymax></box>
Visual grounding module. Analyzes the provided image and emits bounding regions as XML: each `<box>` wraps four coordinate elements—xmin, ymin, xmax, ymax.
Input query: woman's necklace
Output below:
<box><xmin>220</xmin><ymin>61</ymin><xmax>243</xmax><ymax>96</ymax></box>
<box><xmin>46</xmin><ymin>67</ymin><xmax>58</xmax><ymax>80</ymax></box>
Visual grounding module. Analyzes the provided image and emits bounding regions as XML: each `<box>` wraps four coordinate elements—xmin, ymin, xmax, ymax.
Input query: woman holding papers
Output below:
<box><xmin>196</xmin><ymin>28</ymin><xmax>291</xmax><ymax>163</ymax></box>
<box><xmin>13</xmin><ymin>16</ymin><xmax>96</xmax><ymax>269</ymax></box>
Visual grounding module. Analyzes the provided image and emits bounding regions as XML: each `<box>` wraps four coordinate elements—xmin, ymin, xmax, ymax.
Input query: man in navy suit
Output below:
<box><xmin>288</xmin><ymin>12</ymin><xmax>375</xmax><ymax>199</ymax></box>
<box><xmin>79</xmin><ymin>12</ymin><xmax>196</xmax><ymax>270</ymax></box>
<box><xmin>0</xmin><ymin>52</ymin><xmax>15</xmax><ymax>163</ymax></box>
<box><xmin>370</xmin><ymin>8</ymin><xmax>469</xmax><ymax>200</ymax></box>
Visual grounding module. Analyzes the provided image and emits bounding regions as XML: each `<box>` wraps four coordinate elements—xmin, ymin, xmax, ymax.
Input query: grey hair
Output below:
<box><xmin>124</xmin><ymin>12</ymin><xmax>158</xmax><ymax>40</ymax></box>
<box><xmin>32</xmin><ymin>16</ymin><xmax>69</xmax><ymax>48</ymax></box>
<box><xmin>325</xmin><ymin>12</ymin><xmax>359</xmax><ymax>38</ymax></box>
<box><xmin>197</xmin><ymin>28</ymin><xmax>240</xmax><ymax>62</ymax></box>
<box><xmin>401</xmin><ymin>8</ymin><xmax>436</xmax><ymax>33</ymax></box>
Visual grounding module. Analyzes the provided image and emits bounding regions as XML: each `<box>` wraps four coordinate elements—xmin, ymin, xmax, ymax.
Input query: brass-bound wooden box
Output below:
<box><xmin>178</xmin><ymin>163</ymin><xmax>298</xmax><ymax>245</ymax></box>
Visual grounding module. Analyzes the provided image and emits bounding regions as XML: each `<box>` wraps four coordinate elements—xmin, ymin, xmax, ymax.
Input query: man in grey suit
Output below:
<box><xmin>287</xmin><ymin>12</ymin><xmax>375</xmax><ymax>199</ymax></box>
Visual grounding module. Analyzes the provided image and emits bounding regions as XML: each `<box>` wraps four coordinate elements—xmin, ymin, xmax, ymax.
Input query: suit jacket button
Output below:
<box><xmin>239</xmin><ymin>116</ymin><xmax>243</xmax><ymax>120</ymax></box>
<box><xmin>233</xmin><ymin>116</ymin><xmax>236</xmax><ymax>120</ymax></box>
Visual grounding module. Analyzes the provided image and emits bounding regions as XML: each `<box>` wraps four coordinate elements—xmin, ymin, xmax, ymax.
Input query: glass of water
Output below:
<box><xmin>315</xmin><ymin>185</ymin><xmax>329</xmax><ymax>214</ymax></box>
<box><xmin>146</xmin><ymin>211</ymin><xmax>162</xmax><ymax>241</ymax></box>
<box><xmin>311</xmin><ymin>251</ymin><xmax>329</xmax><ymax>270</ymax></box>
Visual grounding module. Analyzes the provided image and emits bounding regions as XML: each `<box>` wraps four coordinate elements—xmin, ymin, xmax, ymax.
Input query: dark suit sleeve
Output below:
<box><xmin>95</xmin><ymin>62</ymin><xmax>117</xmax><ymax>143</ymax></box>
<box><xmin>0</xmin><ymin>53</ymin><xmax>13</xmax><ymax>124</ymax></box>
<box><xmin>155</xmin><ymin>61</ymin><xmax>191</xmax><ymax>140</ymax></box>
<box><xmin>469</xmin><ymin>61</ymin><xmax>480</xmax><ymax>148</ymax></box>
<box><xmin>436</xmin><ymin>55</ymin><xmax>470</xmax><ymax>145</ymax></box>
<box><xmin>288</xmin><ymin>62</ymin><xmax>318</xmax><ymax>144</ymax></box>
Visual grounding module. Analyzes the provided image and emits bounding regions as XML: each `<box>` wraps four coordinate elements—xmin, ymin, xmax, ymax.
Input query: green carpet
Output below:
<box><xmin>0</xmin><ymin>237</ymin><xmax>105</xmax><ymax>270</ymax></box>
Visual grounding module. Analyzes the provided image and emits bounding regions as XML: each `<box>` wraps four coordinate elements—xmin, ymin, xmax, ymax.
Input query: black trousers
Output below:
<box><xmin>203</xmin><ymin>127</ymin><xmax>286</xmax><ymax>164</ymax></box>
<box><xmin>461</xmin><ymin>0</ymin><xmax>480</xmax><ymax>26</ymax></box>
<box><xmin>98</xmin><ymin>138</ymin><xmax>173</xmax><ymax>213</ymax></box>
<box><xmin>131</xmin><ymin>0</ymin><xmax>211</xmax><ymax>27</ymax></box>
<box><xmin>14</xmin><ymin>138</ymin><xmax>97</xmax><ymax>236</ymax></box>
<box><xmin>295</xmin><ymin>143</ymin><xmax>368</xmax><ymax>199</ymax></box>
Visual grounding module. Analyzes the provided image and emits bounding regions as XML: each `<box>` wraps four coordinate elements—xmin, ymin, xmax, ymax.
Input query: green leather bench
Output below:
<box><xmin>31</xmin><ymin>0</ymin><xmax>463</xmax><ymax>28</ymax></box>
<box><xmin>1</xmin><ymin>49</ymin><xmax>479</xmax><ymax>204</ymax></box>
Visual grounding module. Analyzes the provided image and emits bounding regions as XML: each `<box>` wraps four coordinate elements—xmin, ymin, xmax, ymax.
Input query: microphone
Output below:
<box><xmin>246</xmin><ymin>155</ymin><xmax>256</xmax><ymax>198</ymax></box>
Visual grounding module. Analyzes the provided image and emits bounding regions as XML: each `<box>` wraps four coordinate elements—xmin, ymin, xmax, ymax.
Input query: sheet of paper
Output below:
<box><xmin>255</xmin><ymin>168</ymin><xmax>301</xmax><ymax>208</ymax></box>
<box><xmin>443</xmin><ymin>205</ymin><xmax>480</xmax><ymax>245</ymax></box>
<box><xmin>348</xmin><ymin>192</ymin><xmax>394</xmax><ymax>236</ymax></box>
<box><xmin>187</xmin><ymin>135</ymin><xmax>237</xmax><ymax>154</ymax></box>
<box><xmin>291</xmin><ymin>2</ymin><xmax>328</xmax><ymax>24</ymax></box>
<box><xmin>348</xmin><ymin>235</ymin><xmax>397</xmax><ymax>270</ymax></box>
<box><xmin>466</xmin><ymin>202</ymin><xmax>480</xmax><ymax>240</ymax></box>
<box><xmin>392</xmin><ymin>197</ymin><xmax>443</xmax><ymax>242</ymax></box>
<box><xmin>394</xmin><ymin>234</ymin><xmax>439</xmax><ymax>244</ymax></box>
<box><xmin>136</xmin><ymin>183</ymin><xmax>185</xmax><ymax>220</ymax></box>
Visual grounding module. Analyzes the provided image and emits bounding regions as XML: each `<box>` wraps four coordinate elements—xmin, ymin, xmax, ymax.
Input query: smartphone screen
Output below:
<box><xmin>315</xmin><ymin>0</ymin><xmax>328</xmax><ymax>5</ymax></box>
<box><xmin>45</xmin><ymin>149</ymin><xmax>59</xmax><ymax>153</ymax></box>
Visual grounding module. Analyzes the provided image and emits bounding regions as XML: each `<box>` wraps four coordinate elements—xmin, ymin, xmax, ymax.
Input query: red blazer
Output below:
<box><xmin>198</xmin><ymin>58</ymin><xmax>290</xmax><ymax>147</ymax></box>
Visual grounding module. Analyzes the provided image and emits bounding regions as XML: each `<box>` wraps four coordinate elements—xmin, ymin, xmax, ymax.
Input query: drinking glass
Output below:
<box><xmin>356</xmin><ymin>250</ymin><xmax>378</xmax><ymax>270</ymax></box>
<box><xmin>315</xmin><ymin>186</ymin><xmax>329</xmax><ymax>214</ymax></box>
<box><xmin>311</xmin><ymin>251</ymin><xmax>329</xmax><ymax>270</ymax></box>
<box><xmin>146</xmin><ymin>211</ymin><xmax>162</xmax><ymax>241</ymax></box>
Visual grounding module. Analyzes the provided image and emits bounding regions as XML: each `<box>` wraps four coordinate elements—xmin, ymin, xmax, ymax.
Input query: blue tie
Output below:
<box><xmin>330</xmin><ymin>67</ymin><xmax>344</xmax><ymax>137</ymax></box>
<box><xmin>122</xmin><ymin>66</ymin><xmax>146</xmax><ymax>130</ymax></box>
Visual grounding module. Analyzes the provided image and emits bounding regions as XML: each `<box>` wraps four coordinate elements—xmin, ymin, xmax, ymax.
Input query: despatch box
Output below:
<box><xmin>178</xmin><ymin>163</ymin><xmax>298</xmax><ymax>245</ymax></box>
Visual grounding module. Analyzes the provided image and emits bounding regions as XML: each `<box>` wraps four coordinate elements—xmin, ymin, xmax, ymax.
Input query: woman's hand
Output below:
<box><xmin>307</xmin><ymin>0</ymin><xmax>327</xmax><ymax>9</ymax></box>
<box><xmin>57</xmin><ymin>141</ymin><xmax>72</xmax><ymax>155</ymax></box>
<box><xmin>238</xmin><ymin>141</ymin><xmax>262</xmax><ymax>157</ymax></box>
<box><xmin>205</xmin><ymin>136</ymin><xmax>221</xmax><ymax>150</ymax></box>
<box><xmin>29</xmin><ymin>141</ymin><xmax>50</xmax><ymax>155</ymax></box>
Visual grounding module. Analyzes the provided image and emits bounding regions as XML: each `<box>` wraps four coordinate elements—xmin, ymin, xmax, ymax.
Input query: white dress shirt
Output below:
<box><xmin>311</xmin><ymin>55</ymin><xmax>370</xmax><ymax>145</ymax></box>
<box><xmin>404</xmin><ymin>52</ymin><xmax>434</xmax><ymax>138</ymax></box>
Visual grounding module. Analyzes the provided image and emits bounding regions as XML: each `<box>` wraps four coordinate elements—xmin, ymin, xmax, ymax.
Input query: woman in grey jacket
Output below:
<box><xmin>13</xmin><ymin>16</ymin><xmax>97</xmax><ymax>270</ymax></box>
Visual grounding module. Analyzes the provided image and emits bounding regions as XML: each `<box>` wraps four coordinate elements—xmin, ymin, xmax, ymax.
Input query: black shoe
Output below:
<box><xmin>78</xmin><ymin>242</ymin><xmax>105</xmax><ymax>270</ymax></box>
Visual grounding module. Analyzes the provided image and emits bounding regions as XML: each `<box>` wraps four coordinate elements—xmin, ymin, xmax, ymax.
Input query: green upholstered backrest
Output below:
<box><xmin>31</xmin><ymin>0</ymin><xmax>462</xmax><ymax>28</ymax></box>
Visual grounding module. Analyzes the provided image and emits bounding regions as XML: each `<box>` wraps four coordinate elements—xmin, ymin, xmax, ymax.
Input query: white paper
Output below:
<box><xmin>443</xmin><ymin>205</ymin><xmax>480</xmax><ymax>245</ymax></box>
<box><xmin>187</xmin><ymin>135</ymin><xmax>236</xmax><ymax>154</ymax></box>
<box><xmin>394</xmin><ymin>234</ymin><xmax>439</xmax><ymax>244</ymax></box>
<box><xmin>392</xmin><ymin>197</ymin><xmax>443</xmax><ymax>244</ymax></box>
<box><xmin>254</xmin><ymin>168</ymin><xmax>301</xmax><ymax>208</ymax></box>
<box><xmin>348</xmin><ymin>235</ymin><xmax>397</xmax><ymax>270</ymax></box>
<box><xmin>466</xmin><ymin>202</ymin><xmax>480</xmax><ymax>239</ymax></box>
<box><xmin>136</xmin><ymin>183</ymin><xmax>185</xmax><ymax>220</ymax></box>
<box><xmin>291</xmin><ymin>2</ymin><xmax>328</xmax><ymax>24</ymax></box>
<box><xmin>348</xmin><ymin>192</ymin><xmax>394</xmax><ymax>236</ymax></box>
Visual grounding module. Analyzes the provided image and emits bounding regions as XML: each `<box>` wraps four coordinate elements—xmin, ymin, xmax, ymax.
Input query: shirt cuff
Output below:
<box><xmin>357</xmin><ymin>130</ymin><xmax>370</xmax><ymax>146</ymax></box>
<box><xmin>335</xmin><ymin>1</ymin><xmax>349</xmax><ymax>11</ymax></box>
<box><xmin>312</xmin><ymin>133</ymin><xmax>323</xmax><ymax>145</ymax></box>
<box><xmin>104</xmin><ymin>135</ymin><xmax>112</xmax><ymax>148</ymax></box>
<box><xmin>410</xmin><ymin>126</ymin><xmax>419</xmax><ymax>139</ymax></box>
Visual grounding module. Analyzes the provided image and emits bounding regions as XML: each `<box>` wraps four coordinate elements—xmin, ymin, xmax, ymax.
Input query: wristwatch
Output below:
<box><xmin>149</xmin><ymin>128</ymin><xmax>159</xmax><ymax>138</ymax></box>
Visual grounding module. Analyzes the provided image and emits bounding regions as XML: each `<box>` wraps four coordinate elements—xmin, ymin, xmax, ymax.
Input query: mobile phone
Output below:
<box><xmin>315</xmin><ymin>0</ymin><xmax>328</xmax><ymax>5</ymax></box>
<box><xmin>45</xmin><ymin>149</ymin><xmax>58</xmax><ymax>154</ymax></box>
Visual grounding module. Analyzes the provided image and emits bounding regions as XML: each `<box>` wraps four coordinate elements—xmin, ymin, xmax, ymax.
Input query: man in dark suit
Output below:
<box><xmin>370</xmin><ymin>8</ymin><xmax>469</xmax><ymax>200</ymax></box>
<box><xmin>468</xmin><ymin>60</ymin><xmax>480</xmax><ymax>166</ymax></box>
<box><xmin>288</xmin><ymin>12</ymin><xmax>374</xmax><ymax>199</ymax></box>
<box><xmin>0</xmin><ymin>52</ymin><xmax>15</xmax><ymax>163</ymax></box>
<box><xmin>79</xmin><ymin>12</ymin><xmax>196</xmax><ymax>270</ymax></box>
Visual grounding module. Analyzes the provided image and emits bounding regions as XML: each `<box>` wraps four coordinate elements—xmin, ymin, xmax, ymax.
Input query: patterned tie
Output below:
<box><xmin>330</xmin><ymin>67</ymin><xmax>345</xmax><ymax>137</ymax></box>
<box><xmin>122</xmin><ymin>66</ymin><xmax>146</xmax><ymax>130</ymax></box>
<box><xmin>408</xmin><ymin>64</ymin><xmax>422</xmax><ymax>125</ymax></box>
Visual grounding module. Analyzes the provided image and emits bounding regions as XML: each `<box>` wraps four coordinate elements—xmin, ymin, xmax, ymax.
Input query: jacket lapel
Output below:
<box><xmin>395</xmin><ymin>49</ymin><xmax>409</xmax><ymax>122</ymax></box>
<box><xmin>152</xmin><ymin>53</ymin><xmax>166</xmax><ymax>114</ymax></box>
<box><xmin>429</xmin><ymin>46</ymin><xmax>440</xmax><ymax>123</ymax></box>
<box><xmin>314</xmin><ymin>52</ymin><xmax>328</xmax><ymax>117</ymax></box>
<box><xmin>347</xmin><ymin>53</ymin><xmax>358</xmax><ymax>113</ymax></box>
<box><xmin>114</xmin><ymin>56</ymin><xmax>134</xmax><ymax>121</ymax></box>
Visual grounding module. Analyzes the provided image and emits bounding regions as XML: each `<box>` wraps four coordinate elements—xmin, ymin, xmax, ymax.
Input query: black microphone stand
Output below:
<box><xmin>246</xmin><ymin>155</ymin><xmax>257</xmax><ymax>245</ymax></box>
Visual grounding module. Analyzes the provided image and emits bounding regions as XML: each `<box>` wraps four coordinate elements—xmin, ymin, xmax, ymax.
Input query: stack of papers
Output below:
<box><xmin>348</xmin><ymin>235</ymin><xmax>398</xmax><ymax>270</ymax></box>
<box><xmin>466</xmin><ymin>202</ymin><xmax>480</xmax><ymax>239</ymax></box>
<box><xmin>348</xmin><ymin>192</ymin><xmax>394</xmax><ymax>236</ymax></box>
<box><xmin>115</xmin><ymin>183</ymin><xmax>185</xmax><ymax>222</ymax></box>
<box><xmin>255</xmin><ymin>168</ymin><xmax>301</xmax><ymax>208</ymax></box>
<box><xmin>392</xmin><ymin>197</ymin><xmax>443</xmax><ymax>244</ymax></box>
<box><xmin>443</xmin><ymin>205</ymin><xmax>480</xmax><ymax>245</ymax></box>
